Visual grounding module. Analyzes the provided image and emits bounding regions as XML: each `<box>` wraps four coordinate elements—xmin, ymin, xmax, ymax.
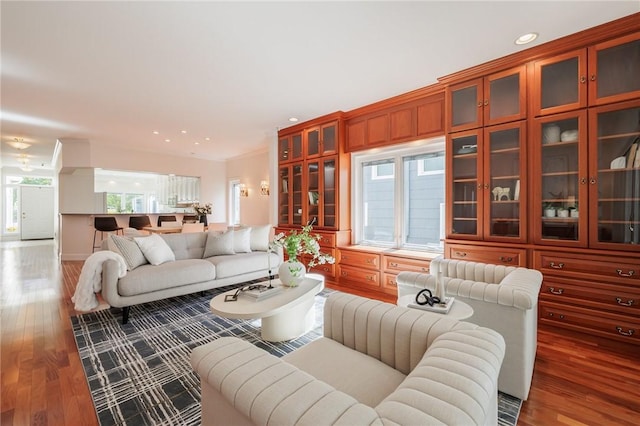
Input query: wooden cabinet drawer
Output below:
<box><xmin>382</xmin><ymin>272</ymin><xmax>400</xmax><ymax>295</ymax></box>
<box><xmin>338</xmin><ymin>250</ymin><xmax>380</xmax><ymax>269</ymax></box>
<box><xmin>534</xmin><ymin>251</ymin><xmax>640</xmax><ymax>285</ymax></box>
<box><xmin>540</xmin><ymin>301</ymin><xmax>640</xmax><ymax>345</ymax></box>
<box><xmin>308</xmin><ymin>248</ymin><xmax>336</xmax><ymax>278</ymax></box>
<box><xmin>540</xmin><ymin>277</ymin><xmax>640</xmax><ymax>315</ymax></box>
<box><xmin>445</xmin><ymin>243</ymin><xmax>526</xmax><ymax>266</ymax></box>
<box><xmin>315</xmin><ymin>231</ymin><xmax>336</xmax><ymax>248</ymax></box>
<box><xmin>383</xmin><ymin>255</ymin><xmax>431</xmax><ymax>274</ymax></box>
<box><xmin>338</xmin><ymin>265</ymin><xmax>380</xmax><ymax>289</ymax></box>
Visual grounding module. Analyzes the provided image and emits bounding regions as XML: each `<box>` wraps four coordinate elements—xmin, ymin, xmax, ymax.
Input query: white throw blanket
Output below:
<box><xmin>72</xmin><ymin>251</ymin><xmax>127</xmax><ymax>312</ymax></box>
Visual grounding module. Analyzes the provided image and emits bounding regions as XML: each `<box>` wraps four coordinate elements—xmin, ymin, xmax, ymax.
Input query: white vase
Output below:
<box><xmin>544</xmin><ymin>208</ymin><xmax>556</xmax><ymax>218</ymax></box>
<box><xmin>278</xmin><ymin>260</ymin><xmax>306</xmax><ymax>287</ymax></box>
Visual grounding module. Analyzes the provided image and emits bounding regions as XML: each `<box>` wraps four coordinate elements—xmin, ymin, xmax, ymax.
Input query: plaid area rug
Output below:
<box><xmin>71</xmin><ymin>285</ymin><xmax>522</xmax><ymax>425</ymax></box>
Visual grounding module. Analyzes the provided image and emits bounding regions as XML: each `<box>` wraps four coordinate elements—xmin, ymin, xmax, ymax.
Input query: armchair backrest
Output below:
<box><xmin>322</xmin><ymin>292</ymin><xmax>479</xmax><ymax>375</ymax></box>
<box><xmin>431</xmin><ymin>257</ymin><xmax>516</xmax><ymax>284</ymax></box>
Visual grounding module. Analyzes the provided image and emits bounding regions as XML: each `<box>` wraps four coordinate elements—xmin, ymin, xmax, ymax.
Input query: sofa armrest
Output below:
<box><xmin>101</xmin><ymin>258</ymin><xmax>124</xmax><ymax>307</ymax></box>
<box><xmin>323</xmin><ymin>292</ymin><xmax>480</xmax><ymax>375</ymax></box>
<box><xmin>191</xmin><ymin>337</ymin><xmax>381</xmax><ymax>425</ymax></box>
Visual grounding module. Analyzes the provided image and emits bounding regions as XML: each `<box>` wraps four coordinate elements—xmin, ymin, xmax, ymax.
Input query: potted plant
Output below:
<box><xmin>192</xmin><ymin>202</ymin><xmax>212</xmax><ymax>225</ymax></box>
<box><xmin>543</xmin><ymin>203</ymin><xmax>557</xmax><ymax>218</ymax></box>
<box><xmin>273</xmin><ymin>222</ymin><xmax>335</xmax><ymax>287</ymax></box>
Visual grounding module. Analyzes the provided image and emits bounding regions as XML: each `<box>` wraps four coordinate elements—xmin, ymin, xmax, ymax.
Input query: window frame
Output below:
<box><xmin>352</xmin><ymin>137</ymin><xmax>446</xmax><ymax>251</ymax></box>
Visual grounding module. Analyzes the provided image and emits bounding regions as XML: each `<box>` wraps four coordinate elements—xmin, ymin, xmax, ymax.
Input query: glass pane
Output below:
<box><xmin>292</xmin><ymin>134</ymin><xmax>303</xmax><ymax>159</ymax></box>
<box><xmin>597</xmin><ymin>39</ymin><xmax>640</xmax><ymax>99</ymax></box>
<box><xmin>307</xmin><ymin>161</ymin><xmax>319</xmax><ymax>225</ymax></box>
<box><xmin>323</xmin><ymin>159</ymin><xmax>336</xmax><ymax>228</ymax></box>
<box><xmin>278</xmin><ymin>168</ymin><xmax>289</xmax><ymax>224</ymax></box>
<box><xmin>307</xmin><ymin>129</ymin><xmax>319</xmax><ymax>156</ymax></box>
<box><xmin>541</xmin><ymin>57</ymin><xmax>579</xmax><ymax>109</ymax></box>
<box><xmin>292</xmin><ymin>165</ymin><xmax>303</xmax><ymax>225</ymax></box>
<box><xmin>489</xmin><ymin>73</ymin><xmax>520</xmax><ymax>120</ymax></box>
<box><xmin>488</xmin><ymin>127</ymin><xmax>520</xmax><ymax>237</ymax></box>
<box><xmin>540</xmin><ymin>118</ymin><xmax>580</xmax><ymax>241</ymax></box>
<box><xmin>451</xmin><ymin>134</ymin><xmax>478</xmax><ymax>236</ymax></box>
<box><xmin>451</xmin><ymin>85</ymin><xmax>478</xmax><ymax>127</ymax></box>
<box><xmin>322</xmin><ymin>125</ymin><xmax>336</xmax><ymax>153</ymax></box>
<box><xmin>596</xmin><ymin>106</ymin><xmax>640</xmax><ymax>244</ymax></box>
<box><xmin>362</xmin><ymin>159</ymin><xmax>395</xmax><ymax>243</ymax></box>
<box><xmin>278</xmin><ymin>137</ymin><xmax>289</xmax><ymax>161</ymax></box>
<box><xmin>403</xmin><ymin>152</ymin><xmax>444</xmax><ymax>248</ymax></box>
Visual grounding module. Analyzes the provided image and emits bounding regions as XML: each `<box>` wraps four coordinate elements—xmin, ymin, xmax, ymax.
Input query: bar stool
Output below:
<box><xmin>93</xmin><ymin>217</ymin><xmax>124</xmax><ymax>252</ymax></box>
<box><xmin>157</xmin><ymin>215</ymin><xmax>177</xmax><ymax>227</ymax></box>
<box><xmin>129</xmin><ymin>215</ymin><xmax>151</xmax><ymax>230</ymax></box>
<box><xmin>182</xmin><ymin>215</ymin><xmax>198</xmax><ymax>224</ymax></box>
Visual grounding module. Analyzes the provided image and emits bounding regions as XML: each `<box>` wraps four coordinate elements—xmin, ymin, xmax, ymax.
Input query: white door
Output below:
<box><xmin>20</xmin><ymin>186</ymin><xmax>54</xmax><ymax>240</ymax></box>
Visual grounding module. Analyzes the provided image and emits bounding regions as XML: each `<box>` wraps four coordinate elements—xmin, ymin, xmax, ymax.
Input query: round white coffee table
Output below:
<box><xmin>210</xmin><ymin>274</ymin><xmax>324</xmax><ymax>342</ymax></box>
<box><xmin>397</xmin><ymin>294</ymin><xmax>474</xmax><ymax>320</ymax></box>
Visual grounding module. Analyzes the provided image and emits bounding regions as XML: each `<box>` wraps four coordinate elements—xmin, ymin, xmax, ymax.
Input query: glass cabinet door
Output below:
<box><xmin>484</xmin><ymin>122</ymin><xmax>526</xmax><ymax>242</ymax></box>
<box><xmin>448</xmin><ymin>79</ymin><xmax>483</xmax><ymax>133</ymax></box>
<box><xmin>589</xmin><ymin>100</ymin><xmax>640</xmax><ymax>250</ymax></box>
<box><xmin>533</xmin><ymin>49</ymin><xmax>588</xmax><ymax>116</ymax></box>
<box><xmin>321</xmin><ymin>123</ymin><xmax>337</xmax><ymax>155</ymax></box>
<box><xmin>278</xmin><ymin>133</ymin><xmax>303</xmax><ymax>163</ymax></box>
<box><xmin>292</xmin><ymin>163</ymin><xmax>304</xmax><ymax>225</ymax></box>
<box><xmin>448</xmin><ymin>130</ymin><xmax>482</xmax><ymax>239</ymax></box>
<box><xmin>322</xmin><ymin>158</ymin><xmax>337</xmax><ymax>228</ymax></box>
<box><xmin>306</xmin><ymin>128</ymin><xmax>320</xmax><ymax>158</ymax></box>
<box><xmin>533</xmin><ymin>111</ymin><xmax>588</xmax><ymax>247</ymax></box>
<box><xmin>484</xmin><ymin>66</ymin><xmax>527</xmax><ymax>126</ymax></box>
<box><xmin>589</xmin><ymin>33</ymin><xmax>640</xmax><ymax>106</ymax></box>
<box><xmin>307</xmin><ymin>160</ymin><xmax>319</xmax><ymax>225</ymax></box>
<box><xmin>278</xmin><ymin>166</ymin><xmax>291</xmax><ymax>225</ymax></box>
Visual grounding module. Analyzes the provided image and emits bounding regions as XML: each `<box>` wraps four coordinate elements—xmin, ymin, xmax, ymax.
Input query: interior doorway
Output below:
<box><xmin>20</xmin><ymin>186</ymin><xmax>54</xmax><ymax>240</ymax></box>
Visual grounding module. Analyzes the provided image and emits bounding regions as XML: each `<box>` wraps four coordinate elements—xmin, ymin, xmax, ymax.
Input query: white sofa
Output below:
<box><xmin>396</xmin><ymin>256</ymin><xmax>543</xmax><ymax>400</ymax></box>
<box><xmin>101</xmin><ymin>227</ymin><xmax>282</xmax><ymax>324</ymax></box>
<box><xmin>191</xmin><ymin>292</ymin><xmax>505</xmax><ymax>426</ymax></box>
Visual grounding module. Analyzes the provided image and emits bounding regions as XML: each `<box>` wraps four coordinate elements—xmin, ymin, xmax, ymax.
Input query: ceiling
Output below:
<box><xmin>2</xmin><ymin>1</ymin><xmax>638</xmax><ymax>172</ymax></box>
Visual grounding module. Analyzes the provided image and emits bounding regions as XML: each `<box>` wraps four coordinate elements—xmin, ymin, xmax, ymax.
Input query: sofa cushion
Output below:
<box><xmin>109</xmin><ymin>234</ymin><xmax>148</xmax><ymax>270</ymax></box>
<box><xmin>233</xmin><ymin>227</ymin><xmax>252</xmax><ymax>253</ymax></box>
<box><xmin>248</xmin><ymin>224</ymin><xmax>271</xmax><ymax>251</ymax></box>
<box><xmin>117</xmin><ymin>259</ymin><xmax>216</xmax><ymax>296</ymax></box>
<box><xmin>283</xmin><ymin>337</ymin><xmax>406</xmax><ymax>407</ymax></box>
<box><xmin>205</xmin><ymin>251</ymin><xmax>273</xmax><ymax>279</ymax></box>
<box><xmin>134</xmin><ymin>233</ymin><xmax>175</xmax><ymax>265</ymax></box>
<box><xmin>161</xmin><ymin>233</ymin><xmax>207</xmax><ymax>260</ymax></box>
<box><xmin>203</xmin><ymin>230</ymin><xmax>235</xmax><ymax>257</ymax></box>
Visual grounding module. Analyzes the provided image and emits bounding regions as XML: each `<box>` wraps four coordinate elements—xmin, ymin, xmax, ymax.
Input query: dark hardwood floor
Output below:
<box><xmin>1</xmin><ymin>240</ymin><xmax>639</xmax><ymax>425</ymax></box>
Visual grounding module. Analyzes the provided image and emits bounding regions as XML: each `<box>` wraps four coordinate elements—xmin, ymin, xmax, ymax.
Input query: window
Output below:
<box><xmin>353</xmin><ymin>137</ymin><xmax>445</xmax><ymax>251</ymax></box>
<box><xmin>229</xmin><ymin>180</ymin><xmax>241</xmax><ymax>225</ymax></box>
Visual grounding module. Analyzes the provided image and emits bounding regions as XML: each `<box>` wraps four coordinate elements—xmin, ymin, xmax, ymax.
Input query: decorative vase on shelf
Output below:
<box><xmin>278</xmin><ymin>259</ymin><xmax>305</xmax><ymax>287</ymax></box>
<box><xmin>199</xmin><ymin>215</ymin><xmax>208</xmax><ymax>226</ymax></box>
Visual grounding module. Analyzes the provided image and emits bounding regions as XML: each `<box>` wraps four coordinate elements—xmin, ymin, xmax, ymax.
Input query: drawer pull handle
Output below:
<box><xmin>616</xmin><ymin>297</ymin><xmax>634</xmax><ymax>307</ymax></box>
<box><xmin>549</xmin><ymin>287</ymin><xmax>564</xmax><ymax>295</ymax></box>
<box><xmin>341</xmin><ymin>271</ymin><xmax>348</xmax><ymax>277</ymax></box>
<box><xmin>499</xmin><ymin>256</ymin><xmax>513</xmax><ymax>263</ymax></box>
<box><xmin>616</xmin><ymin>327</ymin><xmax>635</xmax><ymax>337</ymax></box>
<box><xmin>616</xmin><ymin>269</ymin><xmax>635</xmax><ymax>277</ymax></box>
<box><xmin>366</xmin><ymin>275</ymin><xmax>374</xmax><ymax>281</ymax></box>
<box><xmin>390</xmin><ymin>262</ymin><xmax>398</xmax><ymax>267</ymax></box>
<box><xmin>548</xmin><ymin>312</ymin><xmax>564</xmax><ymax>319</ymax></box>
<box><xmin>421</xmin><ymin>267</ymin><xmax>427</xmax><ymax>272</ymax></box>
<box><xmin>549</xmin><ymin>262</ymin><xmax>564</xmax><ymax>269</ymax></box>
<box><xmin>455</xmin><ymin>251</ymin><xmax>467</xmax><ymax>257</ymax></box>
<box><xmin>366</xmin><ymin>259</ymin><xmax>373</xmax><ymax>264</ymax></box>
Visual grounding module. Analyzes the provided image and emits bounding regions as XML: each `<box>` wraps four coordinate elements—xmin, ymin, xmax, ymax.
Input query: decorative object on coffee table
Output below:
<box><xmin>192</xmin><ymin>202</ymin><xmax>212</xmax><ymax>226</ymax></box>
<box><xmin>273</xmin><ymin>221</ymin><xmax>335</xmax><ymax>287</ymax></box>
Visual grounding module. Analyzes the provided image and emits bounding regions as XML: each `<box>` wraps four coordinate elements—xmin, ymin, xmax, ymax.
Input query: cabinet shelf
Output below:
<box><xmin>492</xmin><ymin>174</ymin><xmax>520</xmax><ymax>180</ymax></box>
<box><xmin>542</xmin><ymin>217</ymin><xmax>579</xmax><ymax>222</ymax></box>
<box><xmin>491</xmin><ymin>147</ymin><xmax>520</xmax><ymax>154</ymax></box>
<box><xmin>490</xmin><ymin>200</ymin><xmax>519</xmax><ymax>204</ymax></box>
<box><xmin>491</xmin><ymin>218</ymin><xmax>520</xmax><ymax>223</ymax></box>
<box><xmin>453</xmin><ymin>177</ymin><xmax>478</xmax><ymax>183</ymax></box>
<box><xmin>453</xmin><ymin>217</ymin><xmax>478</xmax><ymax>221</ymax></box>
<box><xmin>542</xmin><ymin>171</ymin><xmax>579</xmax><ymax>177</ymax></box>
<box><xmin>453</xmin><ymin>201</ymin><xmax>478</xmax><ymax>205</ymax></box>
<box><xmin>542</xmin><ymin>140</ymin><xmax>579</xmax><ymax>148</ymax></box>
<box><xmin>598</xmin><ymin>220</ymin><xmax>640</xmax><ymax>225</ymax></box>
<box><xmin>598</xmin><ymin>131</ymin><xmax>640</xmax><ymax>141</ymax></box>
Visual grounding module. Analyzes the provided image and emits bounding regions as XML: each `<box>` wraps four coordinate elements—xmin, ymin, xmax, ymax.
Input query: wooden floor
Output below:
<box><xmin>1</xmin><ymin>240</ymin><xmax>639</xmax><ymax>425</ymax></box>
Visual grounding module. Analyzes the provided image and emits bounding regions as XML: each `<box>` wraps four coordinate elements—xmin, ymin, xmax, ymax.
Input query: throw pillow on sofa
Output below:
<box><xmin>233</xmin><ymin>227</ymin><xmax>252</xmax><ymax>253</ymax></box>
<box><xmin>109</xmin><ymin>234</ymin><xmax>148</xmax><ymax>270</ymax></box>
<box><xmin>134</xmin><ymin>233</ymin><xmax>176</xmax><ymax>265</ymax></box>
<box><xmin>203</xmin><ymin>229</ymin><xmax>235</xmax><ymax>258</ymax></box>
<box><xmin>248</xmin><ymin>224</ymin><xmax>271</xmax><ymax>251</ymax></box>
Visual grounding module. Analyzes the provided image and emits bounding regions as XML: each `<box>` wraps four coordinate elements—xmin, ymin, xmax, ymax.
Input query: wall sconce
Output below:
<box><xmin>239</xmin><ymin>184</ymin><xmax>249</xmax><ymax>197</ymax></box>
<box><xmin>260</xmin><ymin>180</ymin><xmax>270</xmax><ymax>196</ymax></box>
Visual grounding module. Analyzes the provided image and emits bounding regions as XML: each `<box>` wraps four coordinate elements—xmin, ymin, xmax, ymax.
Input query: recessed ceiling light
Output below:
<box><xmin>152</xmin><ymin>130</ymin><xmax>159</xmax><ymax>135</ymax></box>
<box><xmin>515</xmin><ymin>32</ymin><xmax>538</xmax><ymax>45</ymax></box>
<box><xmin>205</xmin><ymin>137</ymin><xmax>210</xmax><ymax>141</ymax></box>
<box><xmin>194</xmin><ymin>142</ymin><xmax>200</xmax><ymax>145</ymax></box>
<box><xmin>165</xmin><ymin>139</ymin><xmax>171</xmax><ymax>142</ymax></box>
<box><xmin>289</xmin><ymin>117</ymin><xmax>299</xmax><ymax>122</ymax></box>
<box><xmin>181</xmin><ymin>130</ymin><xmax>187</xmax><ymax>134</ymax></box>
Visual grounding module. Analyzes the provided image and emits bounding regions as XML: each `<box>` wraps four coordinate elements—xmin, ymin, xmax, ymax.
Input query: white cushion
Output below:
<box><xmin>203</xmin><ymin>230</ymin><xmax>235</xmax><ymax>257</ymax></box>
<box><xmin>134</xmin><ymin>233</ymin><xmax>176</xmax><ymax>265</ymax></box>
<box><xmin>109</xmin><ymin>234</ymin><xmax>148</xmax><ymax>270</ymax></box>
<box><xmin>233</xmin><ymin>227</ymin><xmax>252</xmax><ymax>253</ymax></box>
<box><xmin>249</xmin><ymin>224</ymin><xmax>271</xmax><ymax>251</ymax></box>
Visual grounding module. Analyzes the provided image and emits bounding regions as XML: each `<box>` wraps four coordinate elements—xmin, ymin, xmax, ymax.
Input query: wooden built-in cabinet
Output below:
<box><xmin>532</xmin><ymin>32</ymin><xmax>640</xmax><ymax>117</ymax></box>
<box><xmin>345</xmin><ymin>93</ymin><xmax>445</xmax><ymax>152</ymax></box>
<box><xmin>445</xmin><ymin>242</ymin><xmax>526</xmax><ymax>266</ymax></box>
<box><xmin>278</xmin><ymin>132</ymin><xmax>303</xmax><ymax>163</ymax></box>
<box><xmin>447</xmin><ymin>66</ymin><xmax>526</xmax><ymax>133</ymax></box>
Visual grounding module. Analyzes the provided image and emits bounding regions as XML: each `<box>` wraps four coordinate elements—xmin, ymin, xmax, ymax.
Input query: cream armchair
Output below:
<box><xmin>191</xmin><ymin>292</ymin><xmax>505</xmax><ymax>426</ymax></box>
<box><xmin>396</xmin><ymin>257</ymin><xmax>543</xmax><ymax>400</ymax></box>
